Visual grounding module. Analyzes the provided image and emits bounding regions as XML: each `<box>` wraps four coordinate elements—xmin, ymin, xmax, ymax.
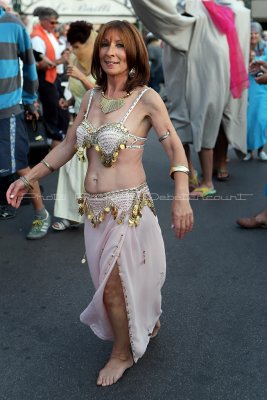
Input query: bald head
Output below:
<box><xmin>0</xmin><ymin>0</ymin><xmax>14</xmax><ymax>12</ymax></box>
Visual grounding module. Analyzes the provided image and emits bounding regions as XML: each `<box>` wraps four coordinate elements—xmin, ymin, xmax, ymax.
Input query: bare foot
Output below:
<box><xmin>97</xmin><ymin>353</ymin><xmax>133</xmax><ymax>386</ymax></box>
<box><xmin>150</xmin><ymin>319</ymin><xmax>161</xmax><ymax>339</ymax></box>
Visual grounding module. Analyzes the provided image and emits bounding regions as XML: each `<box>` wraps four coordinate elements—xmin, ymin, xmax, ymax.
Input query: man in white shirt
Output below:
<box><xmin>31</xmin><ymin>7</ymin><xmax>69</xmax><ymax>147</ymax></box>
<box><xmin>131</xmin><ymin>0</ymin><xmax>250</xmax><ymax>197</ymax></box>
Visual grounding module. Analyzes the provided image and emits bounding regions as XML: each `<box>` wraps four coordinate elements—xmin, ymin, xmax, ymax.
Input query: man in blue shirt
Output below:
<box><xmin>0</xmin><ymin>3</ymin><xmax>51</xmax><ymax>239</ymax></box>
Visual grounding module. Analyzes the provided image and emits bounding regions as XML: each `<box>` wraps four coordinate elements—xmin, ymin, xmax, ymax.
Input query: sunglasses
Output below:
<box><xmin>47</xmin><ymin>20</ymin><xmax>58</xmax><ymax>25</ymax></box>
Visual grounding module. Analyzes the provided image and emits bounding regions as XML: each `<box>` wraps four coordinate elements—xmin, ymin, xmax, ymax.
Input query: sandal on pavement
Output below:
<box><xmin>190</xmin><ymin>186</ymin><xmax>216</xmax><ymax>199</ymax></box>
<box><xmin>52</xmin><ymin>219</ymin><xmax>80</xmax><ymax>231</ymax></box>
<box><xmin>216</xmin><ymin>169</ymin><xmax>230</xmax><ymax>182</ymax></box>
<box><xmin>0</xmin><ymin>205</ymin><xmax>16</xmax><ymax>220</ymax></box>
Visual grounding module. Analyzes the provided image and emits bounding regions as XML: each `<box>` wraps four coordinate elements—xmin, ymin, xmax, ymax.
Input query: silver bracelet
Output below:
<box><xmin>19</xmin><ymin>176</ymin><xmax>33</xmax><ymax>190</ymax></box>
<box><xmin>159</xmin><ymin>131</ymin><xmax>170</xmax><ymax>143</ymax></box>
<box><xmin>170</xmin><ymin>165</ymin><xmax>189</xmax><ymax>180</ymax></box>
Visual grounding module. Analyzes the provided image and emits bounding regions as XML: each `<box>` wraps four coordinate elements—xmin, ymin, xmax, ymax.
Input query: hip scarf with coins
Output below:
<box><xmin>77</xmin><ymin>182</ymin><xmax>156</xmax><ymax>228</ymax></box>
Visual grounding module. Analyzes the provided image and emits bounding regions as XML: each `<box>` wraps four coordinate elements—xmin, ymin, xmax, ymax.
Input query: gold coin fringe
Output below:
<box><xmin>77</xmin><ymin>191</ymin><xmax>156</xmax><ymax>228</ymax></box>
<box><xmin>76</xmin><ymin>141</ymin><xmax>127</xmax><ymax>167</ymax></box>
<box><xmin>76</xmin><ymin>121</ymin><xmax>129</xmax><ymax>167</ymax></box>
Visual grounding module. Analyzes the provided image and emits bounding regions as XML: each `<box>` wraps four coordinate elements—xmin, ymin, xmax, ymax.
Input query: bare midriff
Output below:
<box><xmin>84</xmin><ymin>147</ymin><xmax>146</xmax><ymax>194</ymax></box>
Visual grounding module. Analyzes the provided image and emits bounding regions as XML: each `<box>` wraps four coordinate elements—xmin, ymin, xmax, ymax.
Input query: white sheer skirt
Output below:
<box><xmin>79</xmin><ymin>183</ymin><xmax>166</xmax><ymax>362</ymax></box>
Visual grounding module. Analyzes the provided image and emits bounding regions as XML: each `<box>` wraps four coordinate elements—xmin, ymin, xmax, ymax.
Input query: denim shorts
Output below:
<box><xmin>0</xmin><ymin>112</ymin><xmax>29</xmax><ymax>177</ymax></box>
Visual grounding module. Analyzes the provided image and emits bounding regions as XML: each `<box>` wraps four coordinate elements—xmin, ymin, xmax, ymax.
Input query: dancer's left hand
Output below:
<box><xmin>171</xmin><ymin>199</ymin><xmax>194</xmax><ymax>239</ymax></box>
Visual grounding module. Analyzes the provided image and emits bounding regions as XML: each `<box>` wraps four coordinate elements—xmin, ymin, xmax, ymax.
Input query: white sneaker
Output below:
<box><xmin>243</xmin><ymin>153</ymin><xmax>252</xmax><ymax>161</ymax></box>
<box><xmin>258</xmin><ymin>151</ymin><xmax>267</xmax><ymax>161</ymax></box>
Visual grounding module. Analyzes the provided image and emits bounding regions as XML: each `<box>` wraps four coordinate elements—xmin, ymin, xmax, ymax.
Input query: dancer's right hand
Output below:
<box><xmin>6</xmin><ymin>179</ymin><xmax>29</xmax><ymax>208</ymax></box>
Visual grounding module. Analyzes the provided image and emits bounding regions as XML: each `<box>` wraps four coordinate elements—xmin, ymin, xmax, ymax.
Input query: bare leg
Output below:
<box><xmin>97</xmin><ymin>265</ymin><xmax>133</xmax><ymax>387</ymax></box>
<box><xmin>198</xmin><ymin>148</ymin><xmax>214</xmax><ymax>187</ymax></box>
<box><xmin>190</xmin><ymin>148</ymin><xmax>215</xmax><ymax>197</ymax></box>
<box><xmin>184</xmin><ymin>144</ymin><xmax>197</xmax><ymax>177</ymax></box>
<box><xmin>17</xmin><ymin>167</ymin><xmax>44</xmax><ymax>210</ymax></box>
<box><xmin>213</xmin><ymin>126</ymin><xmax>230</xmax><ymax>180</ymax></box>
<box><xmin>184</xmin><ymin>144</ymin><xmax>199</xmax><ymax>190</ymax></box>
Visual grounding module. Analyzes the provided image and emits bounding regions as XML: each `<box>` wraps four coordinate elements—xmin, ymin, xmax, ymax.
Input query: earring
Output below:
<box><xmin>129</xmin><ymin>67</ymin><xmax>136</xmax><ymax>78</ymax></box>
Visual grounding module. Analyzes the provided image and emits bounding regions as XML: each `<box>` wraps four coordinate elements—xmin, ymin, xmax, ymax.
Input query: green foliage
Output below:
<box><xmin>11</xmin><ymin>0</ymin><xmax>21</xmax><ymax>13</ymax></box>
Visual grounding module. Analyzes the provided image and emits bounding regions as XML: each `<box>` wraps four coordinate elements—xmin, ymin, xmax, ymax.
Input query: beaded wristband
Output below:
<box><xmin>170</xmin><ymin>165</ymin><xmax>189</xmax><ymax>180</ymax></box>
<box><xmin>41</xmin><ymin>160</ymin><xmax>55</xmax><ymax>173</ymax></box>
<box><xmin>19</xmin><ymin>176</ymin><xmax>33</xmax><ymax>190</ymax></box>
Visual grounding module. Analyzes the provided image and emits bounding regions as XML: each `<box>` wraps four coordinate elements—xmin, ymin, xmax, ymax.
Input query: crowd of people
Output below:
<box><xmin>1</xmin><ymin>0</ymin><xmax>267</xmax><ymax>388</ymax></box>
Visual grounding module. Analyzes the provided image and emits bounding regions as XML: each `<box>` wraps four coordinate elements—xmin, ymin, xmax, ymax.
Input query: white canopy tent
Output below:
<box><xmin>20</xmin><ymin>0</ymin><xmax>136</xmax><ymax>24</ymax></box>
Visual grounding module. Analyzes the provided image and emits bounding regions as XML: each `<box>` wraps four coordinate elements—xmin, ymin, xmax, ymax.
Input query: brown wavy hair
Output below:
<box><xmin>91</xmin><ymin>20</ymin><xmax>150</xmax><ymax>93</ymax></box>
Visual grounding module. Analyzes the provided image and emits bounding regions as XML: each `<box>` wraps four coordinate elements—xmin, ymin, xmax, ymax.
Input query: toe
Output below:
<box><xmin>104</xmin><ymin>376</ymin><xmax>109</xmax><ymax>386</ymax></box>
<box><xmin>97</xmin><ymin>372</ymin><xmax>104</xmax><ymax>386</ymax></box>
<box><xmin>102</xmin><ymin>376</ymin><xmax>107</xmax><ymax>387</ymax></box>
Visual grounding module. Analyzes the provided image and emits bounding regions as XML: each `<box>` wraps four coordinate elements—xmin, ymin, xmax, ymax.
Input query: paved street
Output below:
<box><xmin>1</xmin><ymin>132</ymin><xmax>267</xmax><ymax>400</ymax></box>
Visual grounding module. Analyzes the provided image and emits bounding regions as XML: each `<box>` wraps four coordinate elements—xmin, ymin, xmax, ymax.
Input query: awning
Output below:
<box><xmin>21</xmin><ymin>0</ymin><xmax>136</xmax><ymax>24</ymax></box>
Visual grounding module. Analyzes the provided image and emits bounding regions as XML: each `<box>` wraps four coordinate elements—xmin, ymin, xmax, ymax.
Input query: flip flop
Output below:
<box><xmin>52</xmin><ymin>219</ymin><xmax>80</xmax><ymax>231</ymax></box>
<box><xmin>216</xmin><ymin>169</ymin><xmax>230</xmax><ymax>182</ymax></box>
<box><xmin>190</xmin><ymin>186</ymin><xmax>216</xmax><ymax>199</ymax></box>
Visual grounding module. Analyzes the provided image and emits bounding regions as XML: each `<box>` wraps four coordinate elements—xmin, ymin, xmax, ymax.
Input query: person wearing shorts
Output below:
<box><xmin>0</xmin><ymin>3</ymin><xmax>51</xmax><ymax>238</ymax></box>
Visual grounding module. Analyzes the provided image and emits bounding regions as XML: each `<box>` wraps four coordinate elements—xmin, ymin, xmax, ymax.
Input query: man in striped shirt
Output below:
<box><xmin>0</xmin><ymin>3</ymin><xmax>51</xmax><ymax>239</ymax></box>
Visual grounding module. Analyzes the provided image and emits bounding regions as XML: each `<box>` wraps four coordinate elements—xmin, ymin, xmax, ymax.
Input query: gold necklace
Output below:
<box><xmin>99</xmin><ymin>91</ymin><xmax>132</xmax><ymax>114</ymax></box>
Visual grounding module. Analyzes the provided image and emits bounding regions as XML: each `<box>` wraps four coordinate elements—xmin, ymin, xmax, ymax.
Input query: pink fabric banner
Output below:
<box><xmin>202</xmin><ymin>0</ymin><xmax>249</xmax><ymax>98</ymax></box>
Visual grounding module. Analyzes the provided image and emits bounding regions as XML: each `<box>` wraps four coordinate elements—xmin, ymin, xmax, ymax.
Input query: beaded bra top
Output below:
<box><xmin>76</xmin><ymin>87</ymin><xmax>149</xmax><ymax>167</ymax></box>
